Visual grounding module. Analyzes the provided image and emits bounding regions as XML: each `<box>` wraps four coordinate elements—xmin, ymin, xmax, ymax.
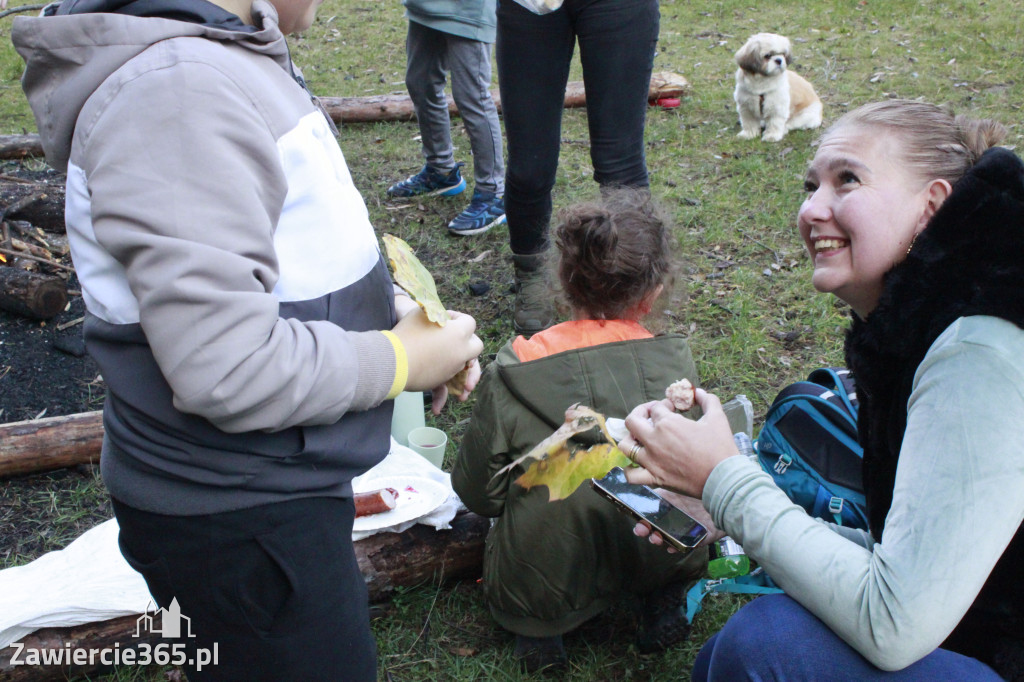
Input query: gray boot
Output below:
<box><xmin>512</xmin><ymin>253</ymin><xmax>555</xmax><ymax>336</ymax></box>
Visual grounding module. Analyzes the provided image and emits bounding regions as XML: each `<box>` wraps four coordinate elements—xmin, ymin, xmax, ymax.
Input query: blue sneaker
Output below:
<box><xmin>447</xmin><ymin>191</ymin><xmax>506</xmax><ymax>236</ymax></box>
<box><xmin>387</xmin><ymin>163</ymin><xmax>466</xmax><ymax>198</ymax></box>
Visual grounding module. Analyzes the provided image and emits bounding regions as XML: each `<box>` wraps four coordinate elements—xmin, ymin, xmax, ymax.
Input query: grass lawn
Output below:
<box><xmin>0</xmin><ymin>0</ymin><xmax>1022</xmax><ymax>678</ymax></box>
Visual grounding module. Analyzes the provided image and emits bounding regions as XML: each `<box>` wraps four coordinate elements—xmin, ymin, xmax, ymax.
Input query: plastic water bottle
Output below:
<box><xmin>708</xmin><ymin>536</ymin><xmax>751</xmax><ymax>579</ymax></box>
<box><xmin>733</xmin><ymin>432</ymin><xmax>755</xmax><ymax>461</ymax></box>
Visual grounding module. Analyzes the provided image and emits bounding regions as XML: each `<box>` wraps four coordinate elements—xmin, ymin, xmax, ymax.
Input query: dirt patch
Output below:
<box><xmin>1</xmin><ymin>159</ymin><xmax>110</xmax><ymax>567</ymax></box>
<box><xmin>0</xmin><ymin>294</ymin><xmax>113</xmax><ymax>567</ymax></box>
<box><xmin>0</xmin><ymin>293</ymin><xmax>102</xmax><ymax>423</ymax></box>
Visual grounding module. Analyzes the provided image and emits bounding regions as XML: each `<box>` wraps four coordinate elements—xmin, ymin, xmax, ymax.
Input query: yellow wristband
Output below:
<box><xmin>381</xmin><ymin>331</ymin><xmax>408</xmax><ymax>400</ymax></box>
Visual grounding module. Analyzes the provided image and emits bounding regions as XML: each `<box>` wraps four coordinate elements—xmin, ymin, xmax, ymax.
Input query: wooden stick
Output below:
<box><xmin>0</xmin><ymin>267</ymin><xmax>68</xmax><ymax>319</ymax></box>
<box><xmin>0</xmin><ymin>182</ymin><xmax>64</xmax><ymax>232</ymax></box>
<box><xmin>0</xmin><ymin>248</ymin><xmax>74</xmax><ymax>272</ymax></box>
<box><xmin>0</xmin><ymin>3</ymin><xmax>45</xmax><ymax>19</ymax></box>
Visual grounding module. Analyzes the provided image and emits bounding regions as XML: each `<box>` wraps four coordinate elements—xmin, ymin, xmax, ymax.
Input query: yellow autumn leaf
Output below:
<box><xmin>382</xmin><ymin>234</ymin><xmax>448</xmax><ymax>326</ymax></box>
<box><xmin>516</xmin><ymin>442</ymin><xmax>631</xmax><ymax>502</ymax></box>
<box><xmin>496</xmin><ymin>404</ymin><xmax>616</xmax><ymax>477</ymax></box>
<box><xmin>495</xmin><ymin>404</ymin><xmax>630</xmax><ymax>501</ymax></box>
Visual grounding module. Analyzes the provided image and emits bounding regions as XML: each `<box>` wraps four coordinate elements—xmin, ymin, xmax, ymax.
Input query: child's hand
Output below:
<box><xmin>393</xmin><ymin>308</ymin><xmax>483</xmax><ymax>396</ymax></box>
<box><xmin>394</xmin><ymin>291</ymin><xmax>420</xmax><ymax>320</ymax></box>
<box><xmin>427</xmin><ymin>357</ymin><xmax>482</xmax><ymax>414</ymax></box>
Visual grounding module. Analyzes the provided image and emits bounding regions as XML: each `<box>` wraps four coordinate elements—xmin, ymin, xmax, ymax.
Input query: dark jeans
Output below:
<box><xmin>112</xmin><ymin>496</ymin><xmax>376</xmax><ymax>681</ymax></box>
<box><xmin>693</xmin><ymin>594</ymin><xmax>1002</xmax><ymax>681</ymax></box>
<box><xmin>496</xmin><ymin>0</ymin><xmax>659</xmax><ymax>255</ymax></box>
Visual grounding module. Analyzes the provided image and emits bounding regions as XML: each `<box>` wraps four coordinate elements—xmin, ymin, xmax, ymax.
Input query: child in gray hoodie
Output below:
<box><xmin>13</xmin><ymin>0</ymin><xmax>482</xmax><ymax>677</ymax></box>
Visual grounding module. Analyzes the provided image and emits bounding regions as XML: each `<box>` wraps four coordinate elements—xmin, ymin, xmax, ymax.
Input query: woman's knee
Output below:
<box><xmin>700</xmin><ymin>595</ymin><xmax>815</xmax><ymax>679</ymax></box>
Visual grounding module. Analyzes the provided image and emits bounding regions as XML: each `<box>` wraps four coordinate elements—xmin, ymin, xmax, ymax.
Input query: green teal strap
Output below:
<box><xmin>685</xmin><ymin>570</ymin><xmax>785</xmax><ymax>624</ymax></box>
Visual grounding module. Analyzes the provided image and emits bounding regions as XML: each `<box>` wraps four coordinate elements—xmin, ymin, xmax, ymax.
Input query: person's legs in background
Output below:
<box><xmin>388</xmin><ymin>21</ymin><xmax>466</xmax><ymax>199</ymax></box>
<box><xmin>495</xmin><ymin>0</ymin><xmax>574</xmax><ymax>334</ymax></box>
<box><xmin>445</xmin><ymin>34</ymin><xmax>507</xmax><ymax>236</ymax></box>
<box><xmin>575</xmin><ymin>0</ymin><xmax>659</xmax><ymax>191</ymax></box>
<box><xmin>692</xmin><ymin>594</ymin><xmax>1003</xmax><ymax>682</ymax></box>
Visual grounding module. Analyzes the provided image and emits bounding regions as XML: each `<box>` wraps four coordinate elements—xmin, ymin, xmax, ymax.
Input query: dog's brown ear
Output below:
<box><xmin>735</xmin><ymin>40</ymin><xmax>762</xmax><ymax>73</ymax></box>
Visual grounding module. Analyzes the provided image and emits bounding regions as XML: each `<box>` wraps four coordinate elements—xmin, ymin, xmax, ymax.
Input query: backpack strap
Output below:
<box><xmin>684</xmin><ymin>568</ymin><xmax>783</xmax><ymax>624</ymax></box>
<box><xmin>807</xmin><ymin>367</ymin><xmax>859</xmax><ymax>417</ymax></box>
<box><xmin>815</xmin><ymin>485</ymin><xmax>849</xmax><ymax>527</ymax></box>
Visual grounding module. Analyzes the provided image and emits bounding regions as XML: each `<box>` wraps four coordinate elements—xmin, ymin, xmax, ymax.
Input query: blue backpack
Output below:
<box><xmin>684</xmin><ymin>368</ymin><xmax>869</xmax><ymax>625</ymax></box>
<box><xmin>754</xmin><ymin>367</ymin><xmax>868</xmax><ymax>530</ymax></box>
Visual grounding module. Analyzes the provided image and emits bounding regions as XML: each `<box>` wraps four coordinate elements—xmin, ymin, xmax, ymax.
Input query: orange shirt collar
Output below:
<box><xmin>512</xmin><ymin>319</ymin><xmax>653</xmax><ymax>363</ymax></box>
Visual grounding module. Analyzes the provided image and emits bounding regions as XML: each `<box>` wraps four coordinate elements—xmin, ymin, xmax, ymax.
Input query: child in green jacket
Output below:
<box><xmin>453</xmin><ymin>189</ymin><xmax>709</xmax><ymax>672</ymax></box>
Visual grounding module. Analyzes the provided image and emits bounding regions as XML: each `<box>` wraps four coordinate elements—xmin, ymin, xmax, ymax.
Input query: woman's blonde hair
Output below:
<box><xmin>825</xmin><ymin>100</ymin><xmax>1007</xmax><ymax>185</ymax></box>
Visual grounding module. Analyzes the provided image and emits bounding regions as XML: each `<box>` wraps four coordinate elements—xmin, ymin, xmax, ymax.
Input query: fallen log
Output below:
<box><xmin>319</xmin><ymin>81</ymin><xmax>591</xmax><ymax>123</ymax></box>
<box><xmin>0</xmin><ymin>71</ymin><xmax>691</xmax><ymax>159</ymax></box>
<box><xmin>0</xmin><ymin>182</ymin><xmax>65</xmax><ymax>233</ymax></box>
<box><xmin>0</xmin><ymin>614</ymin><xmax>162</xmax><ymax>682</ymax></box>
<box><xmin>0</xmin><ymin>411</ymin><xmax>103</xmax><ymax>479</ymax></box>
<box><xmin>0</xmin><ymin>511</ymin><xmax>489</xmax><ymax>681</ymax></box>
<box><xmin>0</xmin><ymin>268</ymin><xmax>68</xmax><ymax>320</ymax></box>
<box><xmin>0</xmin><ymin>135</ymin><xmax>42</xmax><ymax>161</ymax></box>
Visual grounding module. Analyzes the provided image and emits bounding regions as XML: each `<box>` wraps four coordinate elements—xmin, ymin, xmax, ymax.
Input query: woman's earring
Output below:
<box><xmin>906</xmin><ymin>232</ymin><xmax>919</xmax><ymax>256</ymax></box>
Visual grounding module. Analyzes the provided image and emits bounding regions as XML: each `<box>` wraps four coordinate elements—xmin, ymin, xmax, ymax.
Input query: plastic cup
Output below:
<box><xmin>390</xmin><ymin>391</ymin><xmax>426</xmax><ymax>447</ymax></box>
<box><xmin>407</xmin><ymin>426</ymin><xmax>447</xmax><ymax>469</ymax></box>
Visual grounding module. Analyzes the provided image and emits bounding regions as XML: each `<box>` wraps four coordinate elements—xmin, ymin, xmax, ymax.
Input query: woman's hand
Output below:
<box><xmin>393</xmin><ymin>308</ymin><xmax>483</xmax><ymax>398</ymax></box>
<box><xmin>618</xmin><ymin>389</ymin><xmax>739</xmax><ymax>498</ymax></box>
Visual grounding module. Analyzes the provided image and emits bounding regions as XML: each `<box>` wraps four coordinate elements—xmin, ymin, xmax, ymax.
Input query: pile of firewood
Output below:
<box><xmin>0</xmin><ymin>174</ymin><xmax>72</xmax><ymax>321</ymax></box>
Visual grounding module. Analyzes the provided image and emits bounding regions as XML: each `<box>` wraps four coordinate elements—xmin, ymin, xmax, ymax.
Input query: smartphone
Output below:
<box><xmin>590</xmin><ymin>467</ymin><xmax>708</xmax><ymax>552</ymax></box>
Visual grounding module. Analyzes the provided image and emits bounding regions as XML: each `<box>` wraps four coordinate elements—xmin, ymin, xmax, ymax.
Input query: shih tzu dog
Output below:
<box><xmin>734</xmin><ymin>33</ymin><xmax>822</xmax><ymax>142</ymax></box>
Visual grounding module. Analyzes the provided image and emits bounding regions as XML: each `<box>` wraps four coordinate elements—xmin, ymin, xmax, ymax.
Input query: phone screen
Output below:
<box><xmin>591</xmin><ymin>467</ymin><xmax>707</xmax><ymax>550</ymax></box>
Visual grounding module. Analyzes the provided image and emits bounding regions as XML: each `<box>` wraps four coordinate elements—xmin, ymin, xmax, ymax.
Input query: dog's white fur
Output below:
<box><xmin>734</xmin><ymin>33</ymin><xmax>822</xmax><ymax>142</ymax></box>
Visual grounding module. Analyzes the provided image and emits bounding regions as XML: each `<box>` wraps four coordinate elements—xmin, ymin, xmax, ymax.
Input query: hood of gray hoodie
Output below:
<box><xmin>12</xmin><ymin>0</ymin><xmax>291</xmax><ymax>172</ymax></box>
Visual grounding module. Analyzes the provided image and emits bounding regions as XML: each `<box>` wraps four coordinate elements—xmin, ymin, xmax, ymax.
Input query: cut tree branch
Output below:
<box><xmin>0</xmin><ymin>72</ymin><xmax>690</xmax><ymax>160</ymax></box>
<box><xmin>0</xmin><ymin>267</ymin><xmax>68</xmax><ymax>319</ymax></box>
<box><xmin>0</xmin><ymin>411</ymin><xmax>102</xmax><ymax>478</ymax></box>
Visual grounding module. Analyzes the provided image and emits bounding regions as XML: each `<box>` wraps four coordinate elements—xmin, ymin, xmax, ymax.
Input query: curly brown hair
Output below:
<box><xmin>553</xmin><ymin>188</ymin><xmax>674</xmax><ymax>320</ymax></box>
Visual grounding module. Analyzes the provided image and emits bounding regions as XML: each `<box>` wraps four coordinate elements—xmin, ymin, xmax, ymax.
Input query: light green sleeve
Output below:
<box><xmin>704</xmin><ymin>316</ymin><xmax>1024</xmax><ymax>671</ymax></box>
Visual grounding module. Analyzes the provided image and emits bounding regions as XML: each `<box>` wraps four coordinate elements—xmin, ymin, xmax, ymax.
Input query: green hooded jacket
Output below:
<box><xmin>452</xmin><ymin>334</ymin><xmax>709</xmax><ymax>637</ymax></box>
